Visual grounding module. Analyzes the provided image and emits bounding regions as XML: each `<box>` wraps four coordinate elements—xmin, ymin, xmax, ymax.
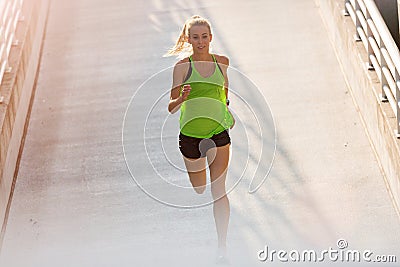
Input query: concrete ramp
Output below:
<box><xmin>0</xmin><ymin>0</ymin><xmax>399</xmax><ymax>266</ymax></box>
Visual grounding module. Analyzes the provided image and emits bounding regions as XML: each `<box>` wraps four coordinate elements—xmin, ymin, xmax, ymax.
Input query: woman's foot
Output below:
<box><xmin>215</xmin><ymin>247</ymin><xmax>230</xmax><ymax>265</ymax></box>
<box><xmin>215</xmin><ymin>255</ymin><xmax>230</xmax><ymax>265</ymax></box>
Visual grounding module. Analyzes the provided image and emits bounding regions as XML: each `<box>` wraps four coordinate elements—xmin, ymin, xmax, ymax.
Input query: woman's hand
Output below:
<box><xmin>168</xmin><ymin>84</ymin><xmax>191</xmax><ymax>113</ymax></box>
<box><xmin>181</xmin><ymin>84</ymin><xmax>191</xmax><ymax>101</ymax></box>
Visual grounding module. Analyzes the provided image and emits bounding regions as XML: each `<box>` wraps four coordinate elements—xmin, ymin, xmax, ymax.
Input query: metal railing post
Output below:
<box><xmin>344</xmin><ymin>0</ymin><xmax>350</xmax><ymax>16</ymax></box>
<box><xmin>354</xmin><ymin>0</ymin><xmax>362</xmax><ymax>41</ymax></box>
<box><xmin>366</xmin><ymin>8</ymin><xmax>374</xmax><ymax>70</ymax></box>
<box><xmin>380</xmin><ymin>44</ymin><xmax>389</xmax><ymax>101</ymax></box>
<box><xmin>396</xmin><ymin>71</ymin><xmax>400</xmax><ymax>137</ymax></box>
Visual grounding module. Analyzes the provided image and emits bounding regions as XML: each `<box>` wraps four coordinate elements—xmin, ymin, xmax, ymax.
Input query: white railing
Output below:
<box><xmin>344</xmin><ymin>0</ymin><xmax>400</xmax><ymax>137</ymax></box>
<box><xmin>0</xmin><ymin>0</ymin><xmax>23</xmax><ymax>91</ymax></box>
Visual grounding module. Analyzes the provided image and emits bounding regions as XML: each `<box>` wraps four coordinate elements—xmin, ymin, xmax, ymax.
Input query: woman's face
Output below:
<box><xmin>188</xmin><ymin>25</ymin><xmax>212</xmax><ymax>54</ymax></box>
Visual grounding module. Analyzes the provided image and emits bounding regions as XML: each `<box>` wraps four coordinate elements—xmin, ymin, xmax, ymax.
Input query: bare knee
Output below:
<box><xmin>188</xmin><ymin>171</ymin><xmax>206</xmax><ymax>194</ymax></box>
<box><xmin>193</xmin><ymin>185</ymin><xmax>206</xmax><ymax>194</ymax></box>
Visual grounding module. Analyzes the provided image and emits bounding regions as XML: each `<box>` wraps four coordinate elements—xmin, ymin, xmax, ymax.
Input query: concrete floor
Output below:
<box><xmin>0</xmin><ymin>0</ymin><xmax>399</xmax><ymax>266</ymax></box>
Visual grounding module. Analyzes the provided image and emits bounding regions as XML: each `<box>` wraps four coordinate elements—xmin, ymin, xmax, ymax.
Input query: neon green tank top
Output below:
<box><xmin>179</xmin><ymin>55</ymin><xmax>233</xmax><ymax>138</ymax></box>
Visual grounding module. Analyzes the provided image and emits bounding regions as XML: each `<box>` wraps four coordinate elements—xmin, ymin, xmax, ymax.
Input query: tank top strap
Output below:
<box><xmin>189</xmin><ymin>55</ymin><xmax>194</xmax><ymax>66</ymax></box>
<box><xmin>189</xmin><ymin>55</ymin><xmax>196</xmax><ymax>73</ymax></box>
<box><xmin>212</xmin><ymin>54</ymin><xmax>224</xmax><ymax>76</ymax></box>
<box><xmin>184</xmin><ymin>56</ymin><xmax>193</xmax><ymax>83</ymax></box>
<box><xmin>211</xmin><ymin>54</ymin><xmax>216</xmax><ymax>62</ymax></box>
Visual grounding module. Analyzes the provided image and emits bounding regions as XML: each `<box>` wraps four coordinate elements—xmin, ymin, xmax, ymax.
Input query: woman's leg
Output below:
<box><xmin>183</xmin><ymin>156</ymin><xmax>207</xmax><ymax>194</ymax></box>
<box><xmin>207</xmin><ymin>144</ymin><xmax>230</xmax><ymax>252</ymax></box>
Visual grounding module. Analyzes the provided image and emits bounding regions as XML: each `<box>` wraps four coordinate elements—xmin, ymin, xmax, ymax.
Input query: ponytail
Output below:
<box><xmin>164</xmin><ymin>15</ymin><xmax>211</xmax><ymax>58</ymax></box>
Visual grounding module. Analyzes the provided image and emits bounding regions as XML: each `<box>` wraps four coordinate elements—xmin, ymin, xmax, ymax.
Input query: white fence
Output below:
<box><xmin>0</xmin><ymin>0</ymin><xmax>23</xmax><ymax>91</ymax></box>
<box><xmin>344</xmin><ymin>0</ymin><xmax>400</xmax><ymax>137</ymax></box>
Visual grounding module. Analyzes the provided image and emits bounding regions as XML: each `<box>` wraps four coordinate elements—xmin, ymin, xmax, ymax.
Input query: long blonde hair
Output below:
<box><xmin>164</xmin><ymin>15</ymin><xmax>212</xmax><ymax>57</ymax></box>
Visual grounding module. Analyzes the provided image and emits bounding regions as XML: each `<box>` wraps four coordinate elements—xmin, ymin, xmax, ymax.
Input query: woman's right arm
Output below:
<box><xmin>168</xmin><ymin>60</ymin><xmax>190</xmax><ymax>114</ymax></box>
<box><xmin>168</xmin><ymin>88</ymin><xmax>183</xmax><ymax>114</ymax></box>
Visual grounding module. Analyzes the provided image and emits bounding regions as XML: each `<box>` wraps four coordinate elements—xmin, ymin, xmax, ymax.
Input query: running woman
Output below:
<box><xmin>166</xmin><ymin>15</ymin><xmax>234</xmax><ymax>263</ymax></box>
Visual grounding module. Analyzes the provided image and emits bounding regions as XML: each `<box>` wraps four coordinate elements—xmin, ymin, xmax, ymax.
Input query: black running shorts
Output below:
<box><xmin>179</xmin><ymin>130</ymin><xmax>231</xmax><ymax>159</ymax></box>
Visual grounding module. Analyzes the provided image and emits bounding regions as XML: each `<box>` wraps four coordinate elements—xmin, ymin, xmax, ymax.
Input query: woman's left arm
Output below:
<box><xmin>216</xmin><ymin>55</ymin><xmax>230</xmax><ymax>100</ymax></box>
<box><xmin>216</xmin><ymin>55</ymin><xmax>235</xmax><ymax>128</ymax></box>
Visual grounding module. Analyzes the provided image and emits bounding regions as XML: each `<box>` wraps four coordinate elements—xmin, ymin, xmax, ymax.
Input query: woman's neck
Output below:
<box><xmin>191</xmin><ymin>53</ymin><xmax>213</xmax><ymax>62</ymax></box>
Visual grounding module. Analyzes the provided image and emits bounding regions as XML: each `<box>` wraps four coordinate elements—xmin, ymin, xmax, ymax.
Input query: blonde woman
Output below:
<box><xmin>166</xmin><ymin>15</ymin><xmax>234</xmax><ymax>263</ymax></box>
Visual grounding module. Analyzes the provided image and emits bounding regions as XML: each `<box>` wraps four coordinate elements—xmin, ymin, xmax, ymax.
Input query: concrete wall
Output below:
<box><xmin>316</xmin><ymin>0</ymin><xmax>400</xmax><ymax>214</ymax></box>
<box><xmin>0</xmin><ymin>0</ymin><xmax>50</xmax><ymax>234</ymax></box>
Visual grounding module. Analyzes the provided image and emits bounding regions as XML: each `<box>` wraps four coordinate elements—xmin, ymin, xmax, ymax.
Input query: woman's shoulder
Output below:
<box><xmin>175</xmin><ymin>57</ymin><xmax>190</xmax><ymax>66</ymax></box>
<box><xmin>213</xmin><ymin>54</ymin><xmax>229</xmax><ymax>66</ymax></box>
<box><xmin>173</xmin><ymin>57</ymin><xmax>190</xmax><ymax>75</ymax></box>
